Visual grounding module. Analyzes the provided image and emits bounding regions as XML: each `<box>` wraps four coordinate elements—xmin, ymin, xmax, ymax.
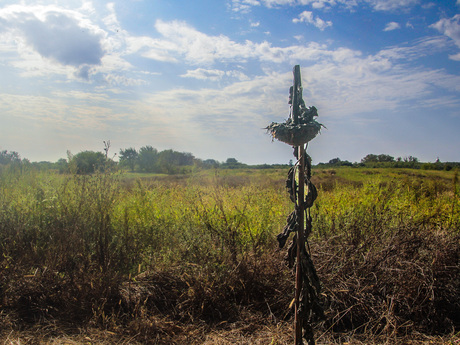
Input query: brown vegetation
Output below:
<box><xmin>0</xmin><ymin>167</ymin><xmax>459</xmax><ymax>344</ymax></box>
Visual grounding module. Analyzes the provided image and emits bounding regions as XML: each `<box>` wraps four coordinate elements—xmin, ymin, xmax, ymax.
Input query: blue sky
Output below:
<box><xmin>0</xmin><ymin>0</ymin><xmax>459</xmax><ymax>165</ymax></box>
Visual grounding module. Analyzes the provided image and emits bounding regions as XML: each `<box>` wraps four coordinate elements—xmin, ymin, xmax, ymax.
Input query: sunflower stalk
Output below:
<box><xmin>270</xmin><ymin>65</ymin><xmax>324</xmax><ymax>345</ymax></box>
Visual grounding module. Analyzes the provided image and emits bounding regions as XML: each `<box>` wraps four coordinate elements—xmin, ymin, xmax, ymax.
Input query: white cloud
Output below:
<box><xmin>231</xmin><ymin>0</ymin><xmax>261</xmax><ymax>13</ymax></box>
<box><xmin>154</xmin><ymin>20</ymin><xmax>252</xmax><ymax>64</ymax></box>
<box><xmin>365</xmin><ymin>0</ymin><xmax>419</xmax><ymax>11</ymax></box>
<box><xmin>449</xmin><ymin>52</ymin><xmax>460</xmax><ymax>61</ymax></box>
<box><xmin>383</xmin><ymin>22</ymin><xmax>401</xmax><ymax>31</ymax></box>
<box><xmin>231</xmin><ymin>0</ymin><xmax>417</xmax><ymax>12</ymax></box>
<box><xmin>112</xmin><ymin>17</ymin><xmax>454</xmax><ymax>74</ymax></box>
<box><xmin>0</xmin><ymin>4</ymin><xmax>136</xmax><ymax>83</ymax></box>
<box><xmin>104</xmin><ymin>74</ymin><xmax>148</xmax><ymax>87</ymax></box>
<box><xmin>369</xmin><ymin>36</ymin><xmax>449</xmax><ymax>67</ymax></box>
<box><xmin>133</xmin><ymin>20</ymin><xmax>290</xmax><ymax>64</ymax></box>
<box><xmin>181</xmin><ymin>68</ymin><xmax>249</xmax><ymax>81</ymax></box>
<box><xmin>181</xmin><ymin>68</ymin><xmax>226</xmax><ymax>81</ymax></box>
<box><xmin>293</xmin><ymin>10</ymin><xmax>332</xmax><ymax>30</ymax></box>
<box><xmin>430</xmin><ymin>14</ymin><xmax>460</xmax><ymax>61</ymax></box>
<box><xmin>297</xmin><ymin>0</ymin><xmax>341</xmax><ymax>9</ymax></box>
<box><xmin>96</xmin><ymin>50</ymin><xmax>460</xmax><ymax>153</ymax></box>
<box><xmin>103</xmin><ymin>2</ymin><xmax>121</xmax><ymax>33</ymax></box>
<box><xmin>2</xmin><ymin>21</ymin><xmax>460</xmax><ymax>163</ymax></box>
<box><xmin>0</xmin><ymin>5</ymin><xmax>105</xmax><ymax>67</ymax></box>
<box><xmin>0</xmin><ymin>3</ymin><xmax>155</xmax><ymax>85</ymax></box>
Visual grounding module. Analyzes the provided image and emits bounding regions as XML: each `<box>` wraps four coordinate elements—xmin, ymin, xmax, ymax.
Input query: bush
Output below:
<box><xmin>70</xmin><ymin>151</ymin><xmax>108</xmax><ymax>174</ymax></box>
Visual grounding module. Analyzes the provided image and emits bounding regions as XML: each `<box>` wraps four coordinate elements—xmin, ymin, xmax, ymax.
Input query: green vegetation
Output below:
<box><xmin>319</xmin><ymin>154</ymin><xmax>459</xmax><ymax>171</ymax></box>
<box><xmin>4</xmin><ymin>146</ymin><xmax>459</xmax><ymax>176</ymax></box>
<box><xmin>0</xmin><ymin>162</ymin><xmax>458</xmax><ymax>344</ymax></box>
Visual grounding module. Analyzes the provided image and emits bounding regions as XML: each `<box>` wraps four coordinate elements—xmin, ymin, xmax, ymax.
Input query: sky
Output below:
<box><xmin>0</xmin><ymin>0</ymin><xmax>459</xmax><ymax>165</ymax></box>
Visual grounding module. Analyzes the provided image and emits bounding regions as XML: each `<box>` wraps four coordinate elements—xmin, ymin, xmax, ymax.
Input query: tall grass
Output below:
<box><xmin>310</xmin><ymin>169</ymin><xmax>459</xmax><ymax>337</ymax></box>
<box><xmin>313</xmin><ymin>172</ymin><xmax>459</xmax><ymax>240</ymax></box>
<box><xmin>0</xmin><ymin>165</ymin><xmax>458</xmax><ymax>343</ymax></box>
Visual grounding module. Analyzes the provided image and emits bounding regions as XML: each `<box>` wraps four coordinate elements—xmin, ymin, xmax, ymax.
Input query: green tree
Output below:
<box><xmin>119</xmin><ymin>148</ymin><xmax>138</xmax><ymax>172</ymax></box>
<box><xmin>377</xmin><ymin>154</ymin><xmax>394</xmax><ymax>162</ymax></box>
<box><xmin>138</xmin><ymin>146</ymin><xmax>158</xmax><ymax>173</ymax></box>
<box><xmin>361</xmin><ymin>154</ymin><xmax>378</xmax><ymax>163</ymax></box>
<box><xmin>328</xmin><ymin>157</ymin><xmax>341</xmax><ymax>165</ymax></box>
<box><xmin>203</xmin><ymin>159</ymin><xmax>220</xmax><ymax>168</ymax></box>
<box><xmin>361</xmin><ymin>154</ymin><xmax>394</xmax><ymax>164</ymax></box>
<box><xmin>55</xmin><ymin>158</ymin><xmax>69</xmax><ymax>174</ymax></box>
<box><xmin>157</xmin><ymin>150</ymin><xmax>176</xmax><ymax>174</ymax></box>
<box><xmin>72</xmin><ymin>151</ymin><xmax>107</xmax><ymax>174</ymax></box>
<box><xmin>0</xmin><ymin>150</ymin><xmax>21</xmax><ymax>165</ymax></box>
<box><xmin>155</xmin><ymin>150</ymin><xmax>196</xmax><ymax>174</ymax></box>
<box><xmin>223</xmin><ymin>157</ymin><xmax>245</xmax><ymax>169</ymax></box>
<box><xmin>403</xmin><ymin>155</ymin><xmax>418</xmax><ymax>163</ymax></box>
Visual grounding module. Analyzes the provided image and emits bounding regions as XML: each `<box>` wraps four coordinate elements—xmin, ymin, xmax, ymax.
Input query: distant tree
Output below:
<box><xmin>361</xmin><ymin>154</ymin><xmax>394</xmax><ymax>163</ymax></box>
<box><xmin>328</xmin><ymin>157</ymin><xmax>341</xmax><ymax>165</ymax></box>
<box><xmin>361</xmin><ymin>154</ymin><xmax>378</xmax><ymax>163</ymax></box>
<box><xmin>202</xmin><ymin>159</ymin><xmax>220</xmax><ymax>168</ymax></box>
<box><xmin>103</xmin><ymin>140</ymin><xmax>112</xmax><ymax>159</ymax></box>
<box><xmin>55</xmin><ymin>158</ymin><xmax>69</xmax><ymax>174</ymax></box>
<box><xmin>119</xmin><ymin>147</ymin><xmax>138</xmax><ymax>172</ymax></box>
<box><xmin>178</xmin><ymin>152</ymin><xmax>195</xmax><ymax>166</ymax></box>
<box><xmin>403</xmin><ymin>156</ymin><xmax>418</xmax><ymax>163</ymax></box>
<box><xmin>0</xmin><ymin>150</ymin><xmax>21</xmax><ymax>165</ymax></box>
<box><xmin>32</xmin><ymin>161</ymin><xmax>54</xmax><ymax>170</ymax></box>
<box><xmin>223</xmin><ymin>157</ymin><xmax>246</xmax><ymax>169</ymax></box>
<box><xmin>155</xmin><ymin>150</ymin><xmax>195</xmax><ymax>174</ymax></box>
<box><xmin>157</xmin><ymin>149</ymin><xmax>176</xmax><ymax>174</ymax></box>
<box><xmin>377</xmin><ymin>154</ymin><xmax>394</xmax><ymax>162</ymax></box>
<box><xmin>72</xmin><ymin>151</ymin><xmax>106</xmax><ymax>174</ymax></box>
<box><xmin>138</xmin><ymin>146</ymin><xmax>158</xmax><ymax>172</ymax></box>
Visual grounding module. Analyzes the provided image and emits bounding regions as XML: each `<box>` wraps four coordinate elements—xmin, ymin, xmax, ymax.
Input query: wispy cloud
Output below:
<box><xmin>298</xmin><ymin>0</ymin><xmax>334</xmax><ymax>9</ymax></box>
<box><xmin>133</xmin><ymin>19</ymin><xmax>348</xmax><ymax>64</ymax></box>
<box><xmin>181</xmin><ymin>68</ymin><xmax>223</xmax><ymax>81</ymax></box>
<box><xmin>293</xmin><ymin>10</ymin><xmax>332</xmax><ymax>30</ymax></box>
<box><xmin>181</xmin><ymin>68</ymin><xmax>249</xmax><ymax>81</ymax></box>
<box><xmin>230</xmin><ymin>0</ymin><xmax>262</xmax><ymax>13</ymax></box>
<box><xmin>364</xmin><ymin>0</ymin><xmax>419</xmax><ymax>11</ymax></box>
<box><xmin>383</xmin><ymin>22</ymin><xmax>401</xmax><ymax>31</ymax></box>
<box><xmin>230</xmin><ymin>0</ymin><xmax>418</xmax><ymax>12</ymax></box>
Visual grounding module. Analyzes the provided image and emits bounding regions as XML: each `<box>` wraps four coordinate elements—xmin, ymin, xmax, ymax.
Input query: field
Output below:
<box><xmin>0</xmin><ymin>166</ymin><xmax>459</xmax><ymax>344</ymax></box>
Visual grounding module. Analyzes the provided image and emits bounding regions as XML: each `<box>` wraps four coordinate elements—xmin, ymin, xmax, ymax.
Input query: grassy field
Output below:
<box><xmin>0</xmin><ymin>166</ymin><xmax>459</xmax><ymax>344</ymax></box>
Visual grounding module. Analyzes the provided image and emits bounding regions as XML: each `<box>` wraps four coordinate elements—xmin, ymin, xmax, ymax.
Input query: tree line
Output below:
<box><xmin>319</xmin><ymin>154</ymin><xmax>458</xmax><ymax>171</ymax></box>
<box><xmin>1</xmin><ymin>148</ymin><xmax>458</xmax><ymax>174</ymax></box>
<box><xmin>0</xmin><ymin>147</ymin><xmax>249</xmax><ymax>175</ymax></box>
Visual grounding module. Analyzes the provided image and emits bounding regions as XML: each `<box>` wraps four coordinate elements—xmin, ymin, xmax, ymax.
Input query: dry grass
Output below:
<box><xmin>1</xmin><ymin>232</ymin><xmax>458</xmax><ymax>345</ymax></box>
<box><xmin>1</xmin><ymin>167</ymin><xmax>459</xmax><ymax>344</ymax></box>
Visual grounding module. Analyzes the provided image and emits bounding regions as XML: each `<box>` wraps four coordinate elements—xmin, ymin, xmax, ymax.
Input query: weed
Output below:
<box><xmin>0</xmin><ymin>166</ymin><xmax>458</xmax><ymax>343</ymax></box>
